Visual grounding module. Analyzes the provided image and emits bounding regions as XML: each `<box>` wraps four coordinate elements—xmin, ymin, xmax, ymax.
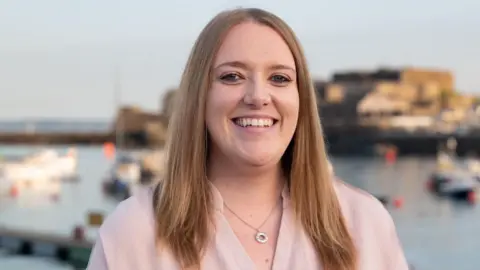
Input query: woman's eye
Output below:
<box><xmin>219</xmin><ymin>73</ymin><xmax>242</xmax><ymax>83</ymax></box>
<box><xmin>270</xmin><ymin>74</ymin><xmax>291</xmax><ymax>84</ymax></box>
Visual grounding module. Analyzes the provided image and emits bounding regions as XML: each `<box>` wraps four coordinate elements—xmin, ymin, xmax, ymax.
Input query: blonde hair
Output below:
<box><xmin>153</xmin><ymin>7</ymin><xmax>357</xmax><ymax>270</ymax></box>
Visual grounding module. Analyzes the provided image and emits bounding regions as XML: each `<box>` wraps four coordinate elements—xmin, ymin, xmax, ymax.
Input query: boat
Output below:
<box><xmin>465</xmin><ymin>158</ymin><xmax>480</xmax><ymax>183</ymax></box>
<box><xmin>428</xmin><ymin>169</ymin><xmax>478</xmax><ymax>200</ymax></box>
<box><xmin>101</xmin><ymin>154</ymin><xmax>142</xmax><ymax>199</ymax></box>
<box><xmin>428</xmin><ymin>151</ymin><xmax>478</xmax><ymax>201</ymax></box>
<box><xmin>101</xmin><ymin>151</ymin><xmax>163</xmax><ymax>199</ymax></box>
<box><xmin>0</xmin><ymin>148</ymin><xmax>77</xmax><ymax>180</ymax></box>
<box><xmin>0</xmin><ymin>148</ymin><xmax>77</xmax><ymax>196</ymax></box>
<box><xmin>22</xmin><ymin>148</ymin><xmax>78</xmax><ymax>180</ymax></box>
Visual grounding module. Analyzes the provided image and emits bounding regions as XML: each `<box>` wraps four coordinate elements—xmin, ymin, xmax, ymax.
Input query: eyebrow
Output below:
<box><xmin>214</xmin><ymin>61</ymin><xmax>296</xmax><ymax>72</ymax></box>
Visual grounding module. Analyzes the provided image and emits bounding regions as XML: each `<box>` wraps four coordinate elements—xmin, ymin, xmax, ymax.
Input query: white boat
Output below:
<box><xmin>0</xmin><ymin>148</ymin><xmax>77</xmax><ymax>196</ymax></box>
<box><xmin>428</xmin><ymin>148</ymin><xmax>480</xmax><ymax>200</ymax></box>
<box><xmin>110</xmin><ymin>154</ymin><xmax>141</xmax><ymax>185</ymax></box>
<box><xmin>429</xmin><ymin>169</ymin><xmax>478</xmax><ymax>198</ymax></box>
<box><xmin>465</xmin><ymin>158</ymin><xmax>480</xmax><ymax>183</ymax></box>
<box><xmin>105</xmin><ymin>150</ymin><xmax>165</xmax><ymax>186</ymax></box>
<box><xmin>101</xmin><ymin>154</ymin><xmax>141</xmax><ymax>199</ymax></box>
<box><xmin>22</xmin><ymin>148</ymin><xmax>78</xmax><ymax>180</ymax></box>
<box><xmin>101</xmin><ymin>150</ymin><xmax>165</xmax><ymax>199</ymax></box>
<box><xmin>429</xmin><ymin>151</ymin><xmax>479</xmax><ymax>200</ymax></box>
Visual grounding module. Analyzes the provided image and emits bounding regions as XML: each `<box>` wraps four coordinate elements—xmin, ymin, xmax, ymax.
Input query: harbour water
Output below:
<box><xmin>0</xmin><ymin>145</ymin><xmax>479</xmax><ymax>270</ymax></box>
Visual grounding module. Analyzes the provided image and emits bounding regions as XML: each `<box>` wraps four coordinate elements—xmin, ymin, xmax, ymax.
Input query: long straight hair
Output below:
<box><xmin>153</xmin><ymin>8</ymin><xmax>357</xmax><ymax>270</ymax></box>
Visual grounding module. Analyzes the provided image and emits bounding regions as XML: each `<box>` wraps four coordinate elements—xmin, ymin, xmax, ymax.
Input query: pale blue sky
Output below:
<box><xmin>0</xmin><ymin>0</ymin><xmax>478</xmax><ymax>119</ymax></box>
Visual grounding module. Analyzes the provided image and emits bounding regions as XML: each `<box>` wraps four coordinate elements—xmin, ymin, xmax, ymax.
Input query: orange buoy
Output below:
<box><xmin>103</xmin><ymin>142</ymin><xmax>115</xmax><ymax>160</ymax></box>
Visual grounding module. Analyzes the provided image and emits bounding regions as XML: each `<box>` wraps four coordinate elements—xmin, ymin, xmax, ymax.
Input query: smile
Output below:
<box><xmin>232</xmin><ymin>117</ymin><xmax>278</xmax><ymax>128</ymax></box>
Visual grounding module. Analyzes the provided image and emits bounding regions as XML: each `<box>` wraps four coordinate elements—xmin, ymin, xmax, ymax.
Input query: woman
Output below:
<box><xmin>87</xmin><ymin>7</ymin><xmax>408</xmax><ymax>270</ymax></box>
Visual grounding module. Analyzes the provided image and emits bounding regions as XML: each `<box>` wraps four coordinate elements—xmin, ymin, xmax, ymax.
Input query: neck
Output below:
<box><xmin>208</xmin><ymin>157</ymin><xmax>285</xmax><ymax>209</ymax></box>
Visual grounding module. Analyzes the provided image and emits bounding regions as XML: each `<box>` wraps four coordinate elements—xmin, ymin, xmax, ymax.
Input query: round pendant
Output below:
<box><xmin>255</xmin><ymin>232</ymin><xmax>268</xmax><ymax>244</ymax></box>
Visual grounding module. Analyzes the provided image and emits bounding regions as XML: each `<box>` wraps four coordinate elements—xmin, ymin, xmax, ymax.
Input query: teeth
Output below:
<box><xmin>235</xmin><ymin>118</ymin><xmax>274</xmax><ymax>127</ymax></box>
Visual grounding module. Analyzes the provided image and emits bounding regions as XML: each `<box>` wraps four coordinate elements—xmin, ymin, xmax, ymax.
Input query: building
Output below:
<box><xmin>316</xmin><ymin>67</ymin><xmax>474</xmax><ymax>130</ymax></box>
<box><xmin>112</xmin><ymin>106</ymin><xmax>168</xmax><ymax>148</ymax></box>
<box><xmin>332</xmin><ymin>67</ymin><xmax>454</xmax><ymax>91</ymax></box>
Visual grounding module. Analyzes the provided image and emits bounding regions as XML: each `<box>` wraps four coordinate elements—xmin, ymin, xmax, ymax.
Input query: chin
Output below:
<box><xmin>239</xmin><ymin>153</ymin><xmax>279</xmax><ymax>168</ymax></box>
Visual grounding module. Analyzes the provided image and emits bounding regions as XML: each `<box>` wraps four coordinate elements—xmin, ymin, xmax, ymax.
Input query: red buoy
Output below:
<box><xmin>425</xmin><ymin>179</ymin><xmax>433</xmax><ymax>191</ymax></box>
<box><xmin>467</xmin><ymin>191</ymin><xmax>476</xmax><ymax>204</ymax></box>
<box><xmin>393</xmin><ymin>197</ymin><xmax>404</xmax><ymax>209</ymax></box>
<box><xmin>9</xmin><ymin>185</ymin><xmax>19</xmax><ymax>197</ymax></box>
<box><xmin>385</xmin><ymin>148</ymin><xmax>397</xmax><ymax>164</ymax></box>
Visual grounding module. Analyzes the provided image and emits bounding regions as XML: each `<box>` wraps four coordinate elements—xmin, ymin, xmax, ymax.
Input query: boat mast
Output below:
<box><xmin>114</xmin><ymin>64</ymin><xmax>123</xmax><ymax>153</ymax></box>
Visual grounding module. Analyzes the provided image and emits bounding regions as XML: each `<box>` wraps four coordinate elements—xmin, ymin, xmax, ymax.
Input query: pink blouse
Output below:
<box><xmin>87</xmin><ymin>180</ymin><xmax>409</xmax><ymax>269</ymax></box>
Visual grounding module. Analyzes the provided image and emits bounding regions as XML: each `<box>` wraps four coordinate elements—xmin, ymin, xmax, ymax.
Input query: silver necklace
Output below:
<box><xmin>223</xmin><ymin>197</ymin><xmax>280</xmax><ymax>244</ymax></box>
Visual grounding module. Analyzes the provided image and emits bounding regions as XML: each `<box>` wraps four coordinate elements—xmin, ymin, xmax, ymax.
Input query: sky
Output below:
<box><xmin>0</xmin><ymin>0</ymin><xmax>479</xmax><ymax>119</ymax></box>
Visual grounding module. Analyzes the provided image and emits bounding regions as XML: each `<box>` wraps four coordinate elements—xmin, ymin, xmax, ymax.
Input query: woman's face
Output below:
<box><xmin>206</xmin><ymin>21</ymin><xmax>299</xmax><ymax>168</ymax></box>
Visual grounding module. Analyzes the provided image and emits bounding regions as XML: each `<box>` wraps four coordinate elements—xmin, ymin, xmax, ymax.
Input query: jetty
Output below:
<box><xmin>0</xmin><ymin>131</ymin><xmax>113</xmax><ymax>145</ymax></box>
<box><xmin>0</xmin><ymin>223</ymin><xmax>99</xmax><ymax>268</ymax></box>
<box><xmin>323</xmin><ymin>125</ymin><xmax>480</xmax><ymax>156</ymax></box>
<box><xmin>0</xmin><ymin>106</ymin><xmax>169</xmax><ymax>148</ymax></box>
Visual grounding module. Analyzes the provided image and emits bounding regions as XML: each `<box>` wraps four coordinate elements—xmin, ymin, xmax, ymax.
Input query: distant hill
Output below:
<box><xmin>0</xmin><ymin>119</ymin><xmax>111</xmax><ymax>133</ymax></box>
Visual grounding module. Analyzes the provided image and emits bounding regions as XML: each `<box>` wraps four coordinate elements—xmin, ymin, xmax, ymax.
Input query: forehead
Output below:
<box><xmin>214</xmin><ymin>22</ymin><xmax>295</xmax><ymax>67</ymax></box>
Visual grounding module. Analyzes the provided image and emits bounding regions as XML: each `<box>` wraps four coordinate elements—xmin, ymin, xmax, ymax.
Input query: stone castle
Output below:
<box><xmin>317</xmin><ymin>67</ymin><xmax>476</xmax><ymax>129</ymax></box>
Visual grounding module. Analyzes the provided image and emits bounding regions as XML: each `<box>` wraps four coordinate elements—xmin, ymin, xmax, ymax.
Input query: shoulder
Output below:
<box><xmin>95</xmin><ymin>187</ymin><xmax>157</xmax><ymax>266</ymax></box>
<box><xmin>333</xmin><ymin>180</ymin><xmax>409</xmax><ymax>268</ymax></box>
<box><xmin>333</xmin><ymin>179</ymin><xmax>392</xmax><ymax>227</ymax></box>
<box><xmin>99</xmin><ymin>186</ymin><xmax>156</xmax><ymax>235</ymax></box>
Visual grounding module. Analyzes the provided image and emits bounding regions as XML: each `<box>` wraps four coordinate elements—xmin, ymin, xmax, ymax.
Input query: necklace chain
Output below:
<box><xmin>223</xmin><ymin>196</ymin><xmax>281</xmax><ymax>233</ymax></box>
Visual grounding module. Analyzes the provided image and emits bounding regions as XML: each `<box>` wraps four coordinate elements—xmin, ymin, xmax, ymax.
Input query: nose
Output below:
<box><xmin>243</xmin><ymin>79</ymin><xmax>271</xmax><ymax>108</ymax></box>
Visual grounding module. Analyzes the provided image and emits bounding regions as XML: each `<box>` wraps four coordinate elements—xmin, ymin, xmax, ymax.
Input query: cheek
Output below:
<box><xmin>206</xmin><ymin>84</ymin><xmax>244</xmax><ymax>112</ymax></box>
<box><xmin>282</xmin><ymin>89</ymin><xmax>300</xmax><ymax>123</ymax></box>
<box><xmin>205</xmin><ymin>95</ymin><xmax>220</xmax><ymax>131</ymax></box>
<box><xmin>205</xmin><ymin>86</ymin><xmax>240</xmax><ymax>128</ymax></box>
<box><xmin>292</xmin><ymin>93</ymin><xmax>300</xmax><ymax>118</ymax></box>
